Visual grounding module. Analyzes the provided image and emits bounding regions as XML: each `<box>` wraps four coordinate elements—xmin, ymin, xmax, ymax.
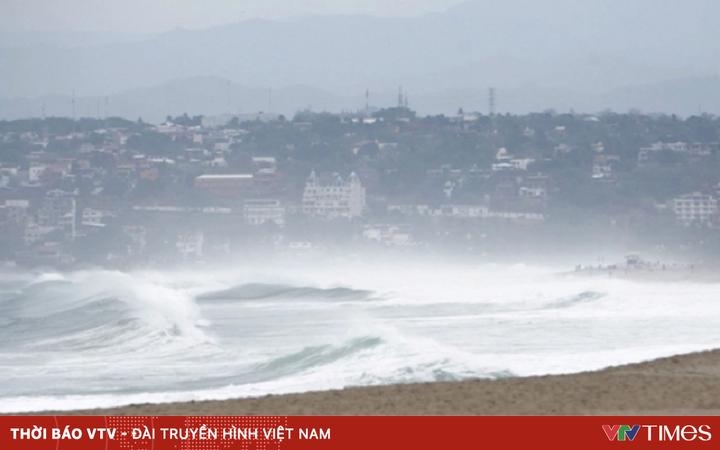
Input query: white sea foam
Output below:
<box><xmin>1</xmin><ymin>260</ymin><xmax>719</xmax><ymax>413</ymax></box>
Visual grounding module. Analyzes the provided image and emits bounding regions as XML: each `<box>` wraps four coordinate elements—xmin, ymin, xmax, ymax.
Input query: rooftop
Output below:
<box><xmin>196</xmin><ymin>174</ymin><xmax>252</xmax><ymax>180</ymax></box>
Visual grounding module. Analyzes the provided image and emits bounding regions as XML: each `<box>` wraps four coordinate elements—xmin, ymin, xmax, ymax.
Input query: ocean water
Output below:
<box><xmin>0</xmin><ymin>260</ymin><xmax>718</xmax><ymax>413</ymax></box>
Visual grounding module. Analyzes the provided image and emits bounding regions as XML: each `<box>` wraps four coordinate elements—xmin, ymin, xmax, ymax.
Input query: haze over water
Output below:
<box><xmin>1</xmin><ymin>259</ymin><xmax>718</xmax><ymax>413</ymax></box>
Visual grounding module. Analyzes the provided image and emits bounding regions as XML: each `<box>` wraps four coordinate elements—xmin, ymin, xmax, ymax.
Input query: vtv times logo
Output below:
<box><xmin>603</xmin><ymin>425</ymin><xmax>711</xmax><ymax>442</ymax></box>
<box><xmin>603</xmin><ymin>425</ymin><xmax>640</xmax><ymax>441</ymax></box>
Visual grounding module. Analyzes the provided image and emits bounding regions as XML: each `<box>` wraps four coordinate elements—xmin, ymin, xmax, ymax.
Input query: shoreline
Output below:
<box><xmin>21</xmin><ymin>348</ymin><xmax>720</xmax><ymax>416</ymax></box>
<box><xmin>559</xmin><ymin>263</ymin><xmax>720</xmax><ymax>283</ymax></box>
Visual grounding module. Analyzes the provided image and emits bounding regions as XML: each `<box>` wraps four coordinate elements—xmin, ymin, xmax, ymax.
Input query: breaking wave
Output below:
<box><xmin>546</xmin><ymin>291</ymin><xmax>606</xmax><ymax>308</ymax></box>
<box><xmin>0</xmin><ymin>271</ymin><xmax>210</xmax><ymax>351</ymax></box>
<box><xmin>1</xmin><ymin>263</ymin><xmax>718</xmax><ymax>413</ymax></box>
<box><xmin>197</xmin><ymin>283</ymin><xmax>372</xmax><ymax>301</ymax></box>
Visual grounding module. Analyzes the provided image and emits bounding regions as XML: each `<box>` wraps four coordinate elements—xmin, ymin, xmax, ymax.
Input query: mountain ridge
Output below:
<box><xmin>4</xmin><ymin>74</ymin><xmax>720</xmax><ymax>123</ymax></box>
<box><xmin>2</xmin><ymin>0</ymin><xmax>720</xmax><ymax>118</ymax></box>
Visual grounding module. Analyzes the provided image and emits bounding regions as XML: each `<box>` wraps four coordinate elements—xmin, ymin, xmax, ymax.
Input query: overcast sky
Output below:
<box><xmin>0</xmin><ymin>0</ymin><xmax>468</xmax><ymax>33</ymax></box>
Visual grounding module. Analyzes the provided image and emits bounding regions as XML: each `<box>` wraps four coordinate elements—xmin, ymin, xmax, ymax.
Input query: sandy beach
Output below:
<box><xmin>24</xmin><ymin>349</ymin><xmax>720</xmax><ymax>416</ymax></box>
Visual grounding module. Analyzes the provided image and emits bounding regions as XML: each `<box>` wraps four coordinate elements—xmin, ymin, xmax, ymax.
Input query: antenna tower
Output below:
<box><xmin>488</xmin><ymin>88</ymin><xmax>496</xmax><ymax>115</ymax></box>
<box><xmin>365</xmin><ymin>89</ymin><xmax>369</xmax><ymax>117</ymax></box>
<box><xmin>72</xmin><ymin>90</ymin><xmax>76</xmax><ymax>132</ymax></box>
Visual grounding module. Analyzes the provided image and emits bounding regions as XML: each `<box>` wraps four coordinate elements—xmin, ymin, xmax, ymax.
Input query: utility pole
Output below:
<box><xmin>488</xmin><ymin>88</ymin><xmax>496</xmax><ymax>116</ymax></box>
<box><xmin>71</xmin><ymin>90</ymin><xmax>76</xmax><ymax>133</ymax></box>
<box><xmin>365</xmin><ymin>89</ymin><xmax>370</xmax><ymax>118</ymax></box>
<box><xmin>42</xmin><ymin>101</ymin><xmax>47</xmax><ymax>139</ymax></box>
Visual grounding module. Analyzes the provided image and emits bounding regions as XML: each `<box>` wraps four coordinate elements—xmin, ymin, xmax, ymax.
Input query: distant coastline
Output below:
<box><xmin>561</xmin><ymin>262</ymin><xmax>720</xmax><ymax>283</ymax></box>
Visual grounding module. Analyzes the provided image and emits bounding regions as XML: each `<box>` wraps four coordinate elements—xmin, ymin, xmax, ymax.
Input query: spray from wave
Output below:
<box><xmin>0</xmin><ymin>262</ymin><xmax>719</xmax><ymax>413</ymax></box>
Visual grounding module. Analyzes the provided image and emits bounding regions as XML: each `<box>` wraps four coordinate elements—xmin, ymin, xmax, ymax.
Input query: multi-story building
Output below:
<box><xmin>253</xmin><ymin>169</ymin><xmax>286</xmax><ymax>195</ymax></box>
<box><xmin>123</xmin><ymin>226</ymin><xmax>147</xmax><ymax>255</ymax></box>
<box><xmin>519</xmin><ymin>187</ymin><xmax>547</xmax><ymax>199</ymax></box>
<box><xmin>28</xmin><ymin>166</ymin><xmax>46</xmax><ymax>183</ymax></box>
<box><xmin>243</xmin><ymin>199</ymin><xmax>286</xmax><ymax>226</ymax></box>
<box><xmin>81</xmin><ymin>208</ymin><xmax>107</xmax><ymax>226</ymax></box>
<box><xmin>510</xmin><ymin>158</ymin><xmax>535</xmax><ymax>171</ymax></box>
<box><xmin>302</xmin><ymin>171</ymin><xmax>366</xmax><ymax>219</ymax></box>
<box><xmin>176</xmin><ymin>233</ymin><xmax>204</xmax><ymax>259</ymax></box>
<box><xmin>673</xmin><ymin>192</ymin><xmax>718</xmax><ymax>226</ymax></box>
<box><xmin>439</xmin><ymin>205</ymin><xmax>489</xmax><ymax>218</ymax></box>
<box><xmin>24</xmin><ymin>224</ymin><xmax>55</xmax><ymax>245</ymax></box>
<box><xmin>592</xmin><ymin>154</ymin><xmax>620</xmax><ymax>178</ymax></box>
<box><xmin>362</xmin><ymin>224</ymin><xmax>414</xmax><ymax>246</ymax></box>
<box><xmin>0</xmin><ymin>199</ymin><xmax>29</xmax><ymax>224</ymax></box>
<box><xmin>638</xmin><ymin>142</ymin><xmax>688</xmax><ymax>163</ymax></box>
<box><xmin>689</xmin><ymin>142</ymin><xmax>719</xmax><ymax>155</ymax></box>
<box><xmin>194</xmin><ymin>174</ymin><xmax>254</xmax><ymax>196</ymax></box>
<box><xmin>37</xmin><ymin>194</ymin><xmax>76</xmax><ymax>241</ymax></box>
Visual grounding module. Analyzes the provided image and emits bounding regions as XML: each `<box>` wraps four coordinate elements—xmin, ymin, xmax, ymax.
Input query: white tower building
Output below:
<box><xmin>302</xmin><ymin>171</ymin><xmax>366</xmax><ymax>218</ymax></box>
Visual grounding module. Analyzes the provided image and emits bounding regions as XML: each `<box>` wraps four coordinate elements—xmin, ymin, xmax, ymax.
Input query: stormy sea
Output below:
<box><xmin>1</xmin><ymin>259</ymin><xmax>718</xmax><ymax>413</ymax></box>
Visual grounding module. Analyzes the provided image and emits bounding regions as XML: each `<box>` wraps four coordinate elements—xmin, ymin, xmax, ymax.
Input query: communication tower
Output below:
<box><xmin>365</xmin><ymin>89</ymin><xmax>370</xmax><ymax>117</ymax></box>
<box><xmin>489</xmin><ymin>88</ymin><xmax>496</xmax><ymax>115</ymax></box>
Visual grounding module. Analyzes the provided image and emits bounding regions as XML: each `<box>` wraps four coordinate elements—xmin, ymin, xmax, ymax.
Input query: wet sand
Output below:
<box><xmin>30</xmin><ymin>349</ymin><xmax>720</xmax><ymax>416</ymax></box>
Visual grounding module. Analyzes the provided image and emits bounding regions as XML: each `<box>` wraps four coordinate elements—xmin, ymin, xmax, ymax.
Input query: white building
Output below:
<box><xmin>252</xmin><ymin>157</ymin><xmax>277</xmax><ymax>169</ymax></box>
<box><xmin>123</xmin><ymin>226</ymin><xmax>147</xmax><ymax>254</ymax></box>
<box><xmin>495</xmin><ymin>147</ymin><xmax>513</xmax><ymax>161</ymax></box>
<box><xmin>491</xmin><ymin>163</ymin><xmax>515</xmax><ymax>172</ymax></box>
<box><xmin>592</xmin><ymin>155</ymin><xmax>620</xmax><ymax>179</ymax></box>
<box><xmin>24</xmin><ymin>224</ymin><xmax>55</xmax><ymax>245</ymax></box>
<box><xmin>177</xmin><ymin>233</ymin><xmax>204</xmax><ymax>259</ymax></box>
<box><xmin>28</xmin><ymin>166</ymin><xmax>46</xmax><ymax>183</ymax></box>
<box><xmin>690</xmin><ymin>142</ymin><xmax>718</xmax><ymax>155</ymax></box>
<box><xmin>37</xmin><ymin>195</ymin><xmax>76</xmax><ymax>241</ymax></box>
<box><xmin>487</xmin><ymin>211</ymin><xmax>546</xmax><ymax>222</ymax></box>
<box><xmin>1</xmin><ymin>199</ymin><xmax>29</xmax><ymax>223</ymax></box>
<box><xmin>510</xmin><ymin>158</ymin><xmax>535</xmax><ymax>170</ymax></box>
<box><xmin>519</xmin><ymin>187</ymin><xmax>548</xmax><ymax>198</ymax></box>
<box><xmin>82</xmin><ymin>208</ymin><xmax>108</xmax><ymax>226</ymax></box>
<box><xmin>302</xmin><ymin>171</ymin><xmax>366</xmax><ymax>219</ymax></box>
<box><xmin>362</xmin><ymin>224</ymin><xmax>414</xmax><ymax>246</ymax></box>
<box><xmin>439</xmin><ymin>205</ymin><xmax>489</xmax><ymax>218</ymax></box>
<box><xmin>214</xmin><ymin>142</ymin><xmax>231</xmax><ymax>152</ymax></box>
<box><xmin>638</xmin><ymin>141</ymin><xmax>688</xmax><ymax>162</ymax></box>
<box><xmin>592</xmin><ymin>162</ymin><xmax>613</xmax><ymax>178</ymax></box>
<box><xmin>243</xmin><ymin>199</ymin><xmax>286</xmax><ymax>226</ymax></box>
<box><xmin>387</xmin><ymin>205</ymin><xmax>433</xmax><ymax>216</ymax></box>
<box><xmin>673</xmin><ymin>192</ymin><xmax>718</xmax><ymax>226</ymax></box>
<box><xmin>0</xmin><ymin>167</ymin><xmax>18</xmax><ymax>177</ymax></box>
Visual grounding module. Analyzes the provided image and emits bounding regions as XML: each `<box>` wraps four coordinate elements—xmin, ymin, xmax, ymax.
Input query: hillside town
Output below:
<box><xmin>1</xmin><ymin>107</ymin><xmax>720</xmax><ymax>268</ymax></box>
